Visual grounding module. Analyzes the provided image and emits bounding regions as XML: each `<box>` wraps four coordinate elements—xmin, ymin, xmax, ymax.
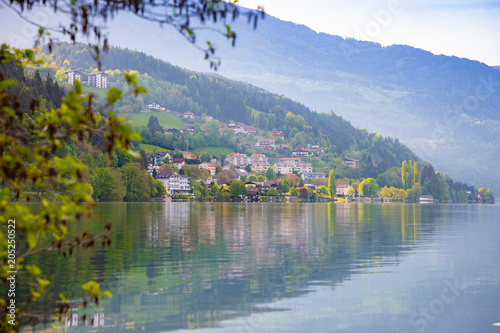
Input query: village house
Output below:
<box><xmin>312</xmin><ymin>148</ymin><xmax>325</xmax><ymax>156</ymax></box>
<box><xmin>270</xmin><ymin>131</ymin><xmax>285</xmax><ymax>139</ymax></box>
<box><xmin>419</xmin><ymin>195</ymin><xmax>435</xmax><ymax>204</ymax></box>
<box><xmin>181</xmin><ymin>151</ymin><xmax>197</xmax><ymax>160</ymax></box>
<box><xmin>240</xmin><ymin>125</ymin><xmax>257</xmax><ymax>136</ymax></box>
<box><xmin>173</xmin><ymin>158</ymin><xmax>187</xmax><ymax>169</ymax></box>
<box><xmin>180</xmin><ymin>125</ymin><xmax>195</xmax><ymax>134</ymax></box>
<box><xmin>156</xmin><ymin>168</ymin><xmax>190</xmax><ymax>196</ymax></box>
<box><xmin>255</xmin><ymin>138</ymin><xmax>275</xmax><ymax>149</ymax></box>
<box><xmin>199</xmin><ymin>162</ymin><xmax>216</xmax><ymax>176</ymax></box>
<box><xmin>291</xmin><ymin>145</ymin><xmax>310</xmax><ymax>157</ymax></box>
<box><xmin>234</xmin><ymin>168</ymin><xmax>250</xmax><ymax>181</ymax></box>
<box><xmin>336</xmin><ymin>184</ymin><xmax>350</xmax><ymax>196</ymax></box>
<box><xmin>164</xmin><ymin>126</ymin><xmax>179</xmax><ymax>134</ymax></box>
<box><xmin>146</xmin><ymin>102</ymin><xmax>160</xmax><ymax>110</ymax></box>
<box><xmin>183</xmin><ymin>111</ymin><xmax>195</xmax><ymax>118</ymax></box>
<box><xmin>153</xmin><ymin>151</ymin><xmax>171</xmax><ymax>165</ymax></box>
<box><xmin>343</xmin><ymin>157</ymin><xmax>360</xmax><ymax>168</ymax></box>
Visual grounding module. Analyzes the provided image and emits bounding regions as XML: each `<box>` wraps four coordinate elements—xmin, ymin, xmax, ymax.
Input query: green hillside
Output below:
<box><xmin>139</xmin><ymin>143</ymin><xmax>171</xmax><ymax>154</ymax></box>
<box><xmin>35</xmin><ymin>42</ymin><xmax>487</xmax><ymax>202</ymax></box>
<box><xmin>123</xmin><ymin>112</ymin><xmax>186</xmax><ymax>128</ymax></box>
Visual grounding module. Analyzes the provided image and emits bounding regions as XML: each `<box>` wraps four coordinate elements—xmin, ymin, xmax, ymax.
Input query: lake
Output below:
<box><xmin>25</xmin><ymin>203</ymin><xmax>500</xmax><ymax>332</ymax></box>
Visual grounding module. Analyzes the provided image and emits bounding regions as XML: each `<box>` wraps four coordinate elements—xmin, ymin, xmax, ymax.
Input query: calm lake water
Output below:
<box><xmin>26</xmin><ymin>203</ymin><xmax>500</xmax><ymax>333</ymax></box>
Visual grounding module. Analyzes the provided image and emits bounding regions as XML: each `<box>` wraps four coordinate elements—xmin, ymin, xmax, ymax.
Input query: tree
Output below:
<box><xmin>328</xmin><ymin>169</ymin><xmax>336</xmax><ymax>199</ymax></box>
<box><xmin>92</xmin><ymin>168</ymin><xmax>117</xmax><ymax>201</ymax></box>
<box><xmin>229</xmin><ymin>180</ymin><xmax>248</xmax><ymax>197</ymax></box>
<box><xmin>122</xmin><ymin>164</ymin><xmax>152</xmax><ymax>201</ymax></box>
<box><xmin>265</xmin><ymin>167</ymin><xmax>275</xmax><ymax>180</ymax></box>
<box><xmin>478</xmin><ymin>187</ymin><xmax>495</xmax><ymax>203</ymax></box>
<box><xmin>359</xmin><ymin>178</ymin><xmax>380</xmax><ymax>197</ymax></box>
<box><xmin>147</xmin><ymin>115</ymin><xmax>163</xmax><ymax>135</ymax></box>
<box><xmin>407</xmin><ymin>183</ymin><xmax>423</xmax><ymax>202</ymax></box>
<box><xmin>1</xmin><ymin>47</ymin><xmax>144</xmax><ymax>329</ymax></box>
<box><xmin>210</xmin><ymin>183</ymin><xmax>220</xmax><ymax>197</ymax></box>
<box><xmin>402</xmin><ymin>160</ymin><xmax>408</xmax><ymax>190</ymax></box>
<box><xmin>279</xmin><ymin>179</ymin><xmax>290</xmax><ymax>194</ymax></box>
<box><xmin>266</xmin><ymin>188</ymin><xmax>279</xmax><ymax>196</ymax></box>
<box><xmin>413</xmin><ymin>161</ymin><xmax>419</xmax><ymax>185</ymax></box>
<box><xmin>298</xmin><ymin>187</ymin><xmax>309</xmax><ymax>199</ymax></box>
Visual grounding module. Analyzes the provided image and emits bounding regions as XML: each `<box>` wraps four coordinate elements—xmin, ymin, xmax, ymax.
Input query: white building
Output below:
<box><xmin>225</xmin><ymin>153</ymin><xmax>268</xmax><ymax>168</ymax></box>
<box><xmin>88</xmin><ymin>72</ymin><xmax>109</xmax><ymax>89</ymax></box>
<box><xmin>273</xmin><ymin>158</ymin><xmax>313</xmax><ymax>175</ymax></box>
<box><xmin>251</xmin><ymin>162</ymin><xmax>271</xmax><ymax>172</ymax></box>
<box><xmin>156</xmin><ymin>169</ymin><xmax>190</xmax><ymax>196</ymax></box>
<box><xmin>66</xmin><ymin>70</ymin><xmax>83</xmax><ymax>86</ymax></box>
<box><xmin>301</xmin><ymin>172</ymin><xmax>326</xmax><ymax>180</ymax></box>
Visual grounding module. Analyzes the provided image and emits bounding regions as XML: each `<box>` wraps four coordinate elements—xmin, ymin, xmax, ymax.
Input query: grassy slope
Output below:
<box><xmin>139</xmin><ymin>144</ymin><xmax>170</xmax><ymax>154</ymax></box>
<box><xmin>191</xmin><ymin>147</ymin><xmax>235</xmax><ymax>156</ymax></box>
<box><xmin>123</xmin><ymin>112</ymin><xmax>187</xmax><ymax>128</ymax></box>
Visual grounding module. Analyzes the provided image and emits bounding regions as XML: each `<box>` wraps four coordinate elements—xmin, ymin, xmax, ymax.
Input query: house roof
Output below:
<box><xmin>156</xmin><ymin>168</ymin><xmax>188</xmax><ymax>179</ymax></box>
<box><xmin>337</xmin><ymin>183</ymin><xmax>350</xmax><ymax>188</ymax></box>
<box><xmin>173</xmin><ymin>158</ymin><xmax>186</xmax><ymax>163</ymax></box>
<box><xmin>241</xmin><ymin>125</ymin><xmax>256</xmax><ymax>132</ymax></box>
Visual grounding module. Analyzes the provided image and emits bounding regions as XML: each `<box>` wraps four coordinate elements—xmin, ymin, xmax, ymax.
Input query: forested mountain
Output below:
<box><xmin>45</xmin><ymin>42</ymin><xmax>419</xmax><ymax>167</ymax></box>
<box><xmin>97</xmin><ymin>10</ymin><xmax>500</xmax><ymax>196</ymax></box>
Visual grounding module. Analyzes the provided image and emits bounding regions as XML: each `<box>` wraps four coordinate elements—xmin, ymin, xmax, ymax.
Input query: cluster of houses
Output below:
<box><xmin>145</xmin><ymin>148</ymin><xmax>330</xmax><ymax>198</ymax></box>
<box><xmin>219</xmin><ymin>120</ymin><xmax>257</xmax><ymax>136</ymax></box>
<box><xmin>66</xmin><ymin>70</ymin><xmax>109</xmax><ymax>89</ymax></box>
<box><xmin>164</xmin><ymin>125</ymin><xmax>195</xmax><ymax>135</ymax></box>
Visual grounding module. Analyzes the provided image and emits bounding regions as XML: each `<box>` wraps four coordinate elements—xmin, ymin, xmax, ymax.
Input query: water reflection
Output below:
<box><xmin>25</xmin><ymin>203</ymin><xmax>500</xmax><ymax>333</ymax></box>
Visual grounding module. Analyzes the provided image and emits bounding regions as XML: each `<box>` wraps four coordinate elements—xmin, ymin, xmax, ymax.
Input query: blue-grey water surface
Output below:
<box><xmin>27</xmin><ymin>203</ymin><xmax>500</xmax><ymax>332</ymax></box>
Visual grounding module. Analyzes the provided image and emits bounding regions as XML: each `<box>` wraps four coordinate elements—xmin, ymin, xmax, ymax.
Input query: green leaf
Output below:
<box><xmin>38</xmin><ymin>28</ymin><xmax>45</xmax><ymax>37</ymax></box>
<box><xmin>123</xmin><ymin>72</ymin><xmax>137</xmax><ymax>86</ymax></box>
<box><xmin>135</xmin><ymin>86</ymin><xmax>148</xmax><ymax>95</ymax></box>
<box><xmin>26</xmin><ymin>264</ymin><xmax>42</xmax><ymax>276</ymax></box>
<box><xmin>60</xmin><ymin>293</ymin><xmax>69</xmax><ymax>303</ymax></box>
<box><xmin>107</xmin><ymin>87</ymin><xmax>122</xmax><ymax>104</ymax></box>
<box><xmin>26</xmin><ymin>232</ymin><xmax>37</xmax><ymax>249</ymax></box>
<box><xmin>0</xmin><ymin>78</ymin><xmax>16</xmax><ymax>90</ymax></box>
<box><xmin>102</xmin><ymin>291</ymin><xmax>112</xmax><ymax>298</ymax></box>
<box><xmin>30</xmin><ymin>287</ymin><xmax>41</xmax><ymax>301</ymax></box>
<box><xmin>37</xmin><ymin>278</ymin><xmax>51</xmax><ymax>288</ymax></box>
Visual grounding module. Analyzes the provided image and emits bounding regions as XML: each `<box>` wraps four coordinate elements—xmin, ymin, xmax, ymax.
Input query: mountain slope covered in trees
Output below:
<box><xmin>32</xmin><ymin>43</ymin><xmax>484</xmax><ymax>203</ymax></box>
<box><xmin>45</xmin><ymin>43</ymin><xmax>419</xmax><ymax>165</ymax></box>
<box><xmin>99</xmin><ymin>11</ymin><xmax>500</xmax><ymax>196</ymax></box>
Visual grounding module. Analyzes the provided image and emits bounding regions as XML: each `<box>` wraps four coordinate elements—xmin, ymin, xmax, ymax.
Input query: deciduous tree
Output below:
<box><xmin>328</xmin><ymin>169</ymin><xmax>336</xmax><ymax>199</ymax></box>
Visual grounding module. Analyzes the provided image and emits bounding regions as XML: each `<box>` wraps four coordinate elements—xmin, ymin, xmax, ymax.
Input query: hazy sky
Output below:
<box><xmin>239</xmin><ymin>0</ymin><xmax>500</xmax><ymax>66</ymax></box>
